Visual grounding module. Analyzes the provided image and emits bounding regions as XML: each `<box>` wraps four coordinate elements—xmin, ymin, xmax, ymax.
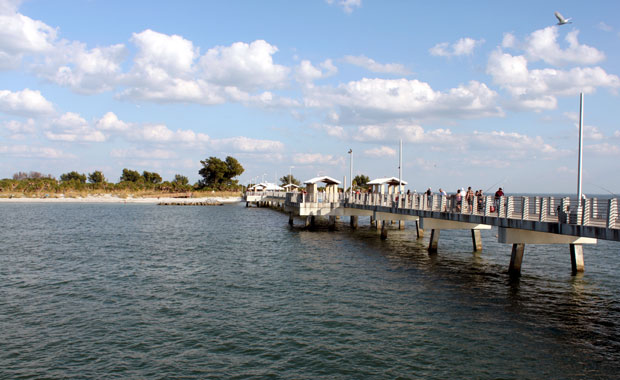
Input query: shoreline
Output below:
<box><xmin>0</xmin><ymin>194</ymin><xmax>243</xmax><ymax>204</ymax></box>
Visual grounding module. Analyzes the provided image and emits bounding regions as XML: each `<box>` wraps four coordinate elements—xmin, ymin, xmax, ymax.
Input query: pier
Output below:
<box><xmin>245</xmin><ymin>180</ymin><xmax>619</xmax><ymax>276</ymax></box>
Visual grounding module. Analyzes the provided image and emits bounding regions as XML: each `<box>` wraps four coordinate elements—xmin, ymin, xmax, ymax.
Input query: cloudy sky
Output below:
<box><xmin>1</xmin><ymin>0</ymin><xmax>619</xmax><ymax>193</ymax></box>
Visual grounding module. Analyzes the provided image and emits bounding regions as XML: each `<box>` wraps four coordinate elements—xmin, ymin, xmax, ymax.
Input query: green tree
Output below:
<box><xmin>172</xmin><ymin>174</ymin><xmax>189</xmax><ymax>186</ymax></box>
<box><xmin>60</xmin><ymin>171</ymin><xmax>87</xmax><ymax>183</ymax></box>
<box><xmin>88</xmin><ymin>170</ymin><xmax>106</xmax><ymax>184</ymax></box>
<box><xmin>353</xmin><ymin>174</ymin><xmax>370</xmax><ymax>188</ymax></box>
<box><xmin>279</xmin><ymin>174</ymin><xmax>300</xmax><ymax>186</ymax></box>
<box><xmin>142</xmin><ymin>171</ymin><xmax>162</xmax><ymax>184</ymax></box>
<box><xmin>198</xmin><ymin>156</ymin><xmax>244</xmax><ymax>189</ymax></box>
<box><xmin>120</xmin><ymin>168</ymin><xmax>141</xmax><ymax>182</ymax></box>
<box><xmin>225</xmin><ymin>156</ymin><xmax>244</xmax><ymax>180</ymax></box>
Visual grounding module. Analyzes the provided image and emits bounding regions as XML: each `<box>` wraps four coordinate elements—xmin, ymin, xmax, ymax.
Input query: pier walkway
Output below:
<box><xmin>245</xmin><ymin>190</ymin><xmax>620</xmax><ymax>275</ymax></box>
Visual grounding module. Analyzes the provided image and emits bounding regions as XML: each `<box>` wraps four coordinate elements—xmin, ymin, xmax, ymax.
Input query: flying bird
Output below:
<box><xmin>555</xmin><ymin>11</ymin><xmax>572</xmax><ymax>25</ymax></box>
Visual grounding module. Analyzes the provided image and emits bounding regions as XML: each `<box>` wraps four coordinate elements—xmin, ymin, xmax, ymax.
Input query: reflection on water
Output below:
<box><xmin>0</xmin><ymin>203</ymin><xmax>619</xmax><ymax>379</ymax></box>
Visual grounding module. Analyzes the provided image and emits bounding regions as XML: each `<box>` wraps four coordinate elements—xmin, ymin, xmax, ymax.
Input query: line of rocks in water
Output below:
<box><xmin>158</xmin><ymin>201</ymin><xmax>223</xmax><ymax>206</ymax></box>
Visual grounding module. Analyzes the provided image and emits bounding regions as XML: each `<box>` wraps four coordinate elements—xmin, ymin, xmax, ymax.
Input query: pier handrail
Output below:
<box><xmin>263</xmin><ymin>191</ymin><xmax>620</xmax><ymax>230</ymax></box>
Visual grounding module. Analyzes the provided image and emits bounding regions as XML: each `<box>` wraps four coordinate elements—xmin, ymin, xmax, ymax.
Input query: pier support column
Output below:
<box><xmin>350</xmin><ymin>216</ymin><xmax>358</xmax><ymax>229</ymax></box>
<box><xmin>380</xmin><ymin>221</ymin><xmax>388</xmax><ymax>240</ymax></box>
<box><xmin>375</xmin><ymin>218</ymin><xmax>381</xmax><ymax>230</ymax></box>
<box><xmin>569</xmin><ymin>244</ymin><xmax>585</xmax><ymax>274</ymax></box>
<box><xmin>471</xmin><ymin>229</ymin><xmax>482</xmax><ymax>252</ymax></box>
<box><xmin>399</xmin><ymin>220</ymin><xmax>405</xmax><ymax>230</ymax></box>
<box><xmin>328</xmin><ymin>216</ymin><xmax>336</xmax><ymax>231</ymax></box>
<box><xmin>288</xmin><ymin>213</ymin><xmax>294</xmax><ymax>226</ymax></box>
<box><xmin>428</xmin><ymin>229</ymin><xmax>440</xmax><ymax>253</ymax></box>
<box><xmin>416</xmin><ymin>221</ymin><xmax>424</xmax><ymax>239</ymax></box>
<box><xmin>509</xmin><ymin>243</ymin><xmax>525</xmax><ymax>276</ymax></box>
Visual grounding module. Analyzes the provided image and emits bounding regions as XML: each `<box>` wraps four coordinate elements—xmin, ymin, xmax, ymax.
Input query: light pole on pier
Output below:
<box><xmin>577</xmin><ymin>93</ymin><xmax>584</xmax><ymax>201</ymax></box>
<box><xmin>348</xmin><ymin>149</ymin><xmax>353</xmax><ymax>197</ymax></box>
<box><xmin>398</xmin><ymin>139</ymin><xmax>403</xmax><ymax>195</ymax></box>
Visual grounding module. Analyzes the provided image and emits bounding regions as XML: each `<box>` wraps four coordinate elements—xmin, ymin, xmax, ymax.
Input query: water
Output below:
<box><xmin>1</xmin><ymin>203</ymin><xmax>619</xmax><ymax>379</ymax></box>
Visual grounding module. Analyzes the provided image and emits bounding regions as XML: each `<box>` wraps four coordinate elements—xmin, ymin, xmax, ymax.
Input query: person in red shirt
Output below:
<box><xmin>494</xmin><ymin>187</ymin><xmax>504</xmax><ymax>212</ymax></box>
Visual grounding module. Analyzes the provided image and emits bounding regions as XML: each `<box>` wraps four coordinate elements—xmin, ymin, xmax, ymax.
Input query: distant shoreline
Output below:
<box><xmin>0</xmin><ymin>194</ymin><xmax>243</xmax><ymax>204</ymax></box>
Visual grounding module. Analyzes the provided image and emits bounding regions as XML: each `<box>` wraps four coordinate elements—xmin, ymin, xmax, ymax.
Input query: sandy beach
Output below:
<box><xmin>0</xmin><ymin>194</ymin><xmax>243</xmax><ymax>204</ymax></box>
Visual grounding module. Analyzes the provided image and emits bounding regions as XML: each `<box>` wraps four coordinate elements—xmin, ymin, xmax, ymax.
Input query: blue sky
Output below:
<box><xmin>1</xmin><ymin>0</ymin><xmax>619</xmax><ymax>194</ymax></box>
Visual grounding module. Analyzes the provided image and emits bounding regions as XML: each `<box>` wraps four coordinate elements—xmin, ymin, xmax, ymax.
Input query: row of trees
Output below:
<box><xmin>2</xmin><ymin>155</ymin><xmax>246</xmax><ymax>193</ymax></box>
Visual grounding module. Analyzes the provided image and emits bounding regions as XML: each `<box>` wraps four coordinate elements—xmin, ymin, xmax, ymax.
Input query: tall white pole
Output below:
<box><xmin>399</xmin><ymin>139</ymin><xmax>402</xmax><ymax>194</ymax></box>
<box><xmin>577</xmin><ymin>93</ymin><xmax>584</xmax><ymax>201</ymax></box>
<box><xmin>348</xmin><ymin>149</ymin><xmax>353</xmax><ymax>197</ymax></box>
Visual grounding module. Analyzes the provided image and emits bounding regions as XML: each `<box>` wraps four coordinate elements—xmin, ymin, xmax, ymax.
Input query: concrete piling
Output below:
<box><xmin>350</xmin><ymin>216</ymin><xmax>358</xmax><ymax>229</ymax></box>
<box><xmin>416</xmin><ymin>220</ymin><xmax>424</xmax><ymax>239</ymax></box>
<box><xmin>570</xmin><ymin>244</ymin><xmax>585</xmax><ymax>274</ymax></box>
<box><xmin>380</xmin><ymin>220</ymin><xmax>388</xmax><ymax>240</ymax></box>
<box><xmin>428</xmin><ymin>229</ymin><xmax>440</xmax><ymax>253</ymax></box>
<box><xmin>509</xmin><ymin>243</ymin><xmax>525</xmax><ymax>276</ymax></box>
<box><xmin>471</xmin><ymin>229</ymin><xmax>482</xmax><ymax>252</ymax></box>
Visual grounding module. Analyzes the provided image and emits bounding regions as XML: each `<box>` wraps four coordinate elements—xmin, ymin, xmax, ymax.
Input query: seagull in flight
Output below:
<box><xmin>555</xmin><ymin>11</ymin><xmax>572</xmax><ymax>25</ymax></box>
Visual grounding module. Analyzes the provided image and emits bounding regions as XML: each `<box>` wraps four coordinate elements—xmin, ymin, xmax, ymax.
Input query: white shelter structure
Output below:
<box><xmin>303</xmin><ymin>176</ymin><xmax>341</xmax><ymax>198</ymax></box>
<box><xmin>367</xmin><ymin>177</ymin><xmax>408</xmax><ymax>195</ymax></box>
<box><xmin>250</xmin><ymin>182</ymin><xmax>284</xmax><ymax>192</ymax></box>
<box><xmin>283</xmin><ymin>184</ymin><xmax>300</xmax><ymax>192</ymax></box>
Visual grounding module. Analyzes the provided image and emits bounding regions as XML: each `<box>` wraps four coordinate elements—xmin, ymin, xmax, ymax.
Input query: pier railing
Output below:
<box><xmin>276</xmin><ymin>191</ymin><xmax>619</xmax><ymax>229</ymax></box>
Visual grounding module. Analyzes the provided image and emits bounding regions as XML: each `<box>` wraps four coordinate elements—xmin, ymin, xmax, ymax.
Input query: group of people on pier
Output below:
<box><xmin>401</xmin><ymin>186</ymin><xmax>505</xmax><ymax>212</ymax></box>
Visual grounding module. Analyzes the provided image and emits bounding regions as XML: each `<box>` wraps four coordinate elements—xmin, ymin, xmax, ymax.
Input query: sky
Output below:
<box><xmin>1</xmin><ymin>0</ymin><xmax>619</xmax><ymax>194</ymax></box>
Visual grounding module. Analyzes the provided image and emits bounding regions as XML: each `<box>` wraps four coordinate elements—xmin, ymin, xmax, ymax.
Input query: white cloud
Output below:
<box><xmin>211</xmin><ymin>136</ymin><xmax>284</xmax><ymax>152</ymax></box>
<box><xmin>131</xmin><ymin>29</ymin><xmax>197</xmax><ymax>77</ymax></box>
<box><xmin>121</xmin><ymin>36</ymin><xmax>291</xmax><ymax>106</ymax></box>
<box><xmin>470</xmin><ymin>130</ymin><xmax>556</xmax><ymax>158</ymax></box>
<box><xmin>95</xmin><ymin>111</ymin><xmax>129</xmax><ymax>131</ymax></box>
<box><xmin>0</xmin><ymin>88</ymin><xmax>54</xmax><ymax>116</ymax></box>
<box><xmin>587</xmin><ymin>142</ymin><xmax>620</xmax><ymax>155</ymax></box>
<box><xmin>295</xmin><ymin>59</ymin><xmax>338</xmax><ymax>84</ymax></box>
<box><xmin>111</xmin><ymin>148</ymin><xmax>177</xmax><ymax>160</ymax></box>
<box><xmin>0</xmin><ymin>4</ymin><xmax>56</xmax><ymax>68</ymax></box>
<box><xmin>582</xmin><ymin>125</ymin><xmax>604</xmax><ymax>140</ymax></box>
<box><xmin>305</xmin><ymin>78</ymin><xmax>502</xmax><ymax>122</ymax></box>
<box><xmin>487</xmin><ymin>49</ymin><xmax>620</xmax><ymax>110</ymax></box>
<box><xmin>522</xmin><ymin>27</ymin><xmax>605</xmax><ymax>66</ymax></box>
<box><xmin>614</xmin><ymin>131</ymin><xmax>620</xmax><ymax>138</ymax></box>
<box><xmin>430</xmin><ymin>38</ymin><xmax>484</xmax><ymax>57</ymax></box>
<box><xmin>200</xmin><ymin>40</ymin><xmax>289</xmax><ymax>90</ymax></box>
<box><xmin>312</xmin><ymin>124</ymin><xmax>346</xmax><ymax>138</ymax></box>
<box><xmin>46</xmin><ymin>112</ymin><xmax>106</xmax><ymax>142</ymax></box>
<box><xmin>364</xmin><ymin>146</ymin><xmax>396</xmax><ymax>157</ymax></box>
<box><xmin>33</xmin><ymin>41</ymin><xmax>127</xmax><ymax>94</ymax></box>
<box><xmin>293</xmin><ymin>153</ymin><xmax>343</xmax><ymax>165</ymax></box>
<box><xmin>353</xmin><ymin>123</ymin><xmax>456</xmax><ymax>146</ymax></box>
<box><xmin>296</xmin><ymin>60</ymin><xmax>322</xmax><ymax>83</ymax></box>
<box><xmin>597</xmin><ymin>22</ymin><xmax>613</xmax><ymax>32</ymax></box>
<box><xmin>0</xmin><ymin>144</ymin><xmax>74</xmax><ymax>159</ymax></box>
<box><xmin>502</xmin><ymin>33</ymin><xmax>517</xmax><ymax>49</ymax></box>
<box><xmin>2</xmin><ymin>118</ymin><xmax>35</xmax><ymax>139</ymax></box>
<box><xmin>128</xmin><ymin>123</ymin><xmax>209</xmax><ymax>144</ymax></box>
<box><xmin>343</xmin><ymin>55</ymin><xmax>410</xmax><ymax>75</ymax></box>
<box><xmin>325</xmin><ymin>0</ymin><xmax>361</xmax><ymax>14</ymax></box>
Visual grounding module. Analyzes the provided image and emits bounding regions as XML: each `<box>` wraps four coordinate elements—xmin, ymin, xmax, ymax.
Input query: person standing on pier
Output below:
<box><xmin>455</xmin><ymin>189</ymin><xmax>462</xmax><ymax>212</ymax></box>
<box><xmin>494</xmin><ymin>187</ymin><xmax>504</xmax><ymax>211</ymax></box>
<box><xmin>466</xmin><ymin>187</ymin><xmax>474</xmax><ymax>210</ymax></box>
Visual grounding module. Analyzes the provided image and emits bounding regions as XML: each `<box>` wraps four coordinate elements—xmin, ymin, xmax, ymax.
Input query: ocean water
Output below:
<box><xmin>1</xmin><ymin>202</ymin><xmax>619</xmax><ymax>379</ymax></box>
